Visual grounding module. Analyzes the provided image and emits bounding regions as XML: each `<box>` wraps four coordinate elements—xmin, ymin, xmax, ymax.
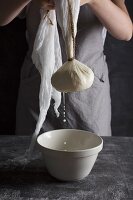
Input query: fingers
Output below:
<box><xmin>45</xmin><ymin>3</ymin><xmax>55</xmax><ymax>10</ymax></box>
<box><xmin>41</xmin><ymin>0</ymin><xmax>55</xmax><ymax>10</ymax></box>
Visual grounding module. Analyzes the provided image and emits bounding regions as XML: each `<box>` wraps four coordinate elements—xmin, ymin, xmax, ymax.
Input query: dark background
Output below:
<box><xmin>0</xmin><ymin>0</ymin><xmax>133</xmax><ymax>136</ymax></box>
<box><xmin>105</xmin><ymin>0</ymin><xmax>133</xmax><ymax>136</ymax></box>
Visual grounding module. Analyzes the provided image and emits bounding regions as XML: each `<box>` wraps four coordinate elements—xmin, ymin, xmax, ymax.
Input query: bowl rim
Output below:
<box><xmin>37</xmin><ymin>129</ymin><xmax>103</xmax><ymax>153</ymax></box>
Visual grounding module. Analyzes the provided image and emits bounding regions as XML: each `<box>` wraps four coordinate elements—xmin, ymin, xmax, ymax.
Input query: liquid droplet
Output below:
<box><xmin>63</xmin><ymin>92</ymin><xmax>67</xmax><ymax>123</ymax></box>
<box><xmin>63</xmin><ymin>119</ymin><xmax>67</xmax><ymax>123</ymax></box>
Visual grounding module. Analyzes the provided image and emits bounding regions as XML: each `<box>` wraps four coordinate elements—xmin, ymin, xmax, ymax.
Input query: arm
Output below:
<box><xmin>1</xmin><ymin>0</ymin><xmax>132</xmax><ymax>40</ymax></box>
<box><xmin>0</xmin><ymin>0</ymin><xmax>55</xmax><ymax>26</ymax></box>
<box><xmin>85</xmin><ymin>0</ymin><xmax>133</xmax><ymax>41</ymax></box>
<box><xmin>0</xmin><ymin>0</ymin><xmax>31</xmax><ymax>26</ymax></box>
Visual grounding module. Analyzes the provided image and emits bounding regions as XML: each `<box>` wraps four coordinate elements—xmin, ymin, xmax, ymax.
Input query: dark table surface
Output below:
<box><xmin>0</xmin><ymin>136</ymin><xmax>133</xmax><ymax>200</ymax></box>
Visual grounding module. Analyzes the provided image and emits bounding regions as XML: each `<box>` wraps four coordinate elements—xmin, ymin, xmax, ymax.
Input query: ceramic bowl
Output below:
<box><xmin>37</xmin><ymin>129</ymin><xmax>103</xmax><ymax>181</ymax></box>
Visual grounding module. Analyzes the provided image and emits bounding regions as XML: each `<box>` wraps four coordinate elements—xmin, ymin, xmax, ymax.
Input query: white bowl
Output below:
<box><xmin>37</xmin><ymin>129</ymin><xmax>103</xmax><ymax>181</ymax></box>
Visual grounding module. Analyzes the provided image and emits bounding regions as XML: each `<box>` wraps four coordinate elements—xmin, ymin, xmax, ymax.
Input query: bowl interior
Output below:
<box><xmin>37</xmin><ymin>129</ymin><xmax>102</xmax><ymax>152</ymax></box>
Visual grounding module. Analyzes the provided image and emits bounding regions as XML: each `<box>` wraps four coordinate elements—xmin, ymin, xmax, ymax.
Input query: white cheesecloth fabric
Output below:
<box><xmin>29</xmin><ymin>0</ymin><xmax>80</xmax><ymax>158</ymax></box>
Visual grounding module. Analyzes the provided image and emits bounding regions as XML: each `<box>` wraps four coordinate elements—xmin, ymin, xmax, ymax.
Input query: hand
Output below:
<box><xmin>35</xmin><ymin>0</ymin><xmax>55</xmax><ymax>10</ymax></box>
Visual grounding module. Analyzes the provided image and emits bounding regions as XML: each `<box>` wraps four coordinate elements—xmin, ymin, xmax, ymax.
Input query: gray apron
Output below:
<box><xmin>16</xmin><ymin>2</ymin><xmax>111</xmax><ymax>136</ymax></box>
